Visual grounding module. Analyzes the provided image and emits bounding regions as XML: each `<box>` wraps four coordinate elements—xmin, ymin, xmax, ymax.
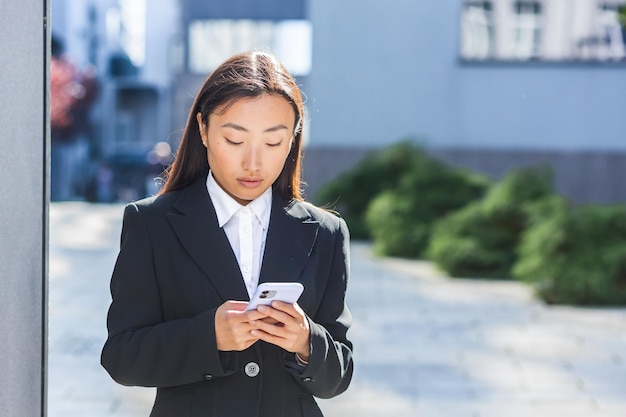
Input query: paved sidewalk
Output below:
<box><xmin>49</xmin><ymin>202</ymin><xmax>626</xmax><ymax>416</ymax></box>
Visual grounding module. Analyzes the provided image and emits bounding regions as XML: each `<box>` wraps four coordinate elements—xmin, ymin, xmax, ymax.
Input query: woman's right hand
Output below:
<box><xmin>214</xmin><ymin>301</ymin><xmax>266</xmax><ymax>351</ymax></box>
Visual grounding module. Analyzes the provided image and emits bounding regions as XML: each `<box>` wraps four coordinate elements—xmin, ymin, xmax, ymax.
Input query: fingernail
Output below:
<box><xmin>257</xmin><ymin>305</ymin><xmax>267</xmax><ymax>312</ymax></box>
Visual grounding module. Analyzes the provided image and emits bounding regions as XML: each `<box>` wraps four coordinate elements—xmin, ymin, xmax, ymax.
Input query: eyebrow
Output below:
<box><xmin>220</xmin><ymin>122</ymin><xmax>289</xmax><ymax>133</ymax></box>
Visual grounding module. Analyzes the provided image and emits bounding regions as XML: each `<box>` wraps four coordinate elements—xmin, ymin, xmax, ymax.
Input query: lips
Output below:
<box><xmin>238</xmin><ymin>177</ymin><xmax>263</xmax><ymax>188</ymax></box>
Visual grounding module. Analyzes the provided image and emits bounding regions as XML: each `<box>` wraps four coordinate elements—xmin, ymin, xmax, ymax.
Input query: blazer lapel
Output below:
<box><xmin>166</xmin><ymin>178</ymin><xmax>249</xmax><ymax>302</ymax></box>
<box><xmin>260</xmin><ymin>196</ymin><xmax>320</xmax><ymax>285</ymax></box>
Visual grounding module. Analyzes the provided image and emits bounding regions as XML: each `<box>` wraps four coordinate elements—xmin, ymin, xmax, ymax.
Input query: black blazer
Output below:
<box><xmin>101</xmin><ymin>177</ymin><xmax>353</xmax><ymax>417</ymax></box>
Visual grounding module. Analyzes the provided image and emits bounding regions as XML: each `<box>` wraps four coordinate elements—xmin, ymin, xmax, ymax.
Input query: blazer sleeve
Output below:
<box><xmin>283</xmin><ymin>217</ymin><xmax>354</xmax><ymax>398</ymax></box>
<box><xmin>100</xmin><ymin>204</ymin><xmax>233</xmax><ymax>388</ymax></box>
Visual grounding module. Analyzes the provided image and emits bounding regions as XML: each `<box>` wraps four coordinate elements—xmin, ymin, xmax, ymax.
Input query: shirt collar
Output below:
<box><xmin>206</xmin><ymin>171</ymin><xmax>272</xmax><ymax>229</ymax></box>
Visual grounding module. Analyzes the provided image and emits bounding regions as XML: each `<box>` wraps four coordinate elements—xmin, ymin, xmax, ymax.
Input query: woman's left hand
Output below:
<box><xmin>249</xmin><ymin>301</ymin><xmax>310</xmax><ymax>361</ymax></box>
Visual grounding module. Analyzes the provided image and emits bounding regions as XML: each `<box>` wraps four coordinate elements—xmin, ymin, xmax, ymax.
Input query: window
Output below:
<box><xmin>459</xmin><ymin>0</ymin><xmax>626</xmax><ymax>62</ymax></box>
<box><xmin>106</xmin><ymin>0</ymin><xmax>147</xmax><ymax>67</ymax></box>
<box><xmin>188</xmin><ymin>19</ymin><xmax>312</xmax><ymax>75</ymax></box>
<box><xmin>576</xmin><ymin>2</ymin><xmax>625</xmax><ymax>60</ymax></box>
<box><xmin>510</xmin><ymin>1</ymin><xmax>542</xmax><ymax>59</ymax></box>
<box><xmin>461</xmin><ymin>1</ymin><xmax>495</xmax><ymax>59</ymax></box>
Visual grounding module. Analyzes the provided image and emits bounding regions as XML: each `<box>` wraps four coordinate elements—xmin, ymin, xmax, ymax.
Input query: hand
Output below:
<box><xmin>215</xmin><ymin>301</ymin><xmax>268</xmax><ymax>351</ymax></box>
<box><xmin>250</xmin><ymin>301</ymin><xmax>311</xmax><ymax>360</ymax></box>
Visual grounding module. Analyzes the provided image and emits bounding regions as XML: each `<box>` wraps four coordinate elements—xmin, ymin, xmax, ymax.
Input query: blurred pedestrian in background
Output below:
<box><xmin>50</xmin><ymin>34</ymin><xmax>99</xmax><ymax>201</ymax></box>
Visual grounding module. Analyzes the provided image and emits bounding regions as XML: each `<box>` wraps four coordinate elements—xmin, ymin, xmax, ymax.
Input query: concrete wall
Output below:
<box><xmin>0</xmin><ymin>0</ymin><xmax>48</xmax><ymax>416</ymax></box>
<box><xmin>430</xmin><ymin>148</ymin><xmax>626</xmax><ymax>204</ymax></box>
<box><xmin>303</xmin><ymin>146</ymin><xmax>626</xmax><ymax>205</ymax></box>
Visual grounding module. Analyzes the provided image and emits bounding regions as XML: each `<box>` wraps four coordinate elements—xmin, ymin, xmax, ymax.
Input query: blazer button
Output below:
<box><xmin>204</xmin><ymin>374</ymin><xmax>214</xmax><ymax>381</ymax></box>
<box><xmin>245</xmin><ymin>362</ymin><xmax>260</xmax><ymax>377</ymax></box>
<box><xmin>302</xmin><ymin>377</ymin><xmax>314</xmax><ymax>383</ymax></box>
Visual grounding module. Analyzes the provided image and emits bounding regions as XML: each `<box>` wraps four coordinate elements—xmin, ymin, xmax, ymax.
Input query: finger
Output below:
<box><xmin>220</xmin><ymin>307</ymin><xmax>267</xmax><ymax>325</ymax></box>
<box><xmin>260</xmin><ymin>317</ymin><xmax>282</xmax><ymax>326</ymax></box>
<box><xmin>251</xmin><ymin>328</ymin><xmax>303</xmax><ymax>354</ymax></box>
<box><xmin>255</xmin><ymin>304</ymin><xmax>293</xmax><ymax>324</ymax></box>
<box><xmin>243</xmin><ymin>309</ymin><xmax>271</xmax><ymax>322</ymax></box>
<box><xmin>223</xmin><ymin>300</ymin><xmax>250</xmax><ymax>311</ymax></box>
<box><xmin>267</xmin><ymin>300</ymin><xmax>299</xmax><ymax>315</ymax></box>
<box><xmin>251</xmin><ymin>330</ymin><xmax>288</xmax><ymax>349</ymax></box>
<box><xmin>231</xmin><ymin>323</ymin><xmax>263</xmax><ymax>346</ymax></box>
<box><xmin>268</xmin><ymin>302</ymin><xmax>308</xmax><ymax>324</ymax></box>
<box><xmin>250</xmin><ymin>318</ymin><xmax>290</xmax><ymax>337</ymax></box>
<box><xmin>218</xmin><ymin>301</ymin><xmax>259</xmax><ymax>324</ymax></box>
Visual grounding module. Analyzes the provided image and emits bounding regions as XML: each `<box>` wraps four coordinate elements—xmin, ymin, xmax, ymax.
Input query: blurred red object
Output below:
<box><xmin>50</xmin><ymin>55</ymin><xmax>99</xmax><ymax>142</ymax></box>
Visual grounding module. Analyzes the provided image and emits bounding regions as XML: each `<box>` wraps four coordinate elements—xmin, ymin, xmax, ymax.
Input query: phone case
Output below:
<box><xmin>246</xmin><ymin>282</ymin><xmax>304</xmax><ymax>311</ymax></box>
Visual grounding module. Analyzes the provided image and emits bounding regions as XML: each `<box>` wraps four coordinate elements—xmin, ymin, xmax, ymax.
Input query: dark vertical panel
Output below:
<box><xmin>0</xmin><ymin>0</ymin><xmax>48</xmax><ymax>416</ymax></box>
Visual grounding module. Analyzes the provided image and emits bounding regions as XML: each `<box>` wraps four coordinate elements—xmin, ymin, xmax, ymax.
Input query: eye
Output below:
<box><xmin>266</xmin><ymin>140</ymin><xmax>283</xmax><ymax>147</ymax></box>
<box><xmin>224</xmin><ymin>137</ymin><xmax>243</xmax><ymax>145</ymax></box>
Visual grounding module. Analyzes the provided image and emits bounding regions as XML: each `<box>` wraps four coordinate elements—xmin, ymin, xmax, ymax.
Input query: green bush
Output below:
<box><xmin>365</xmin><ymin>159</ymin><xmax>490</xmax><ymax>258</ymax></box>
<box><xmin>427</xmin><ymin>165</ymin><xmax>556</xmax><ymax>279</ymax></box>
<box><xmin>314</xmin><ymin>141</ymin><xmax>428</xmax><ymax>239</ymax></box>
<box><xmin>514</xmin><ymin>201</ymin><xmax>626</xmax><ymax>305</ymax></box>
<box><xmin>364</xmin><ymin>190</ymin><xmax>423</xmax><ymax>257</ymax></box>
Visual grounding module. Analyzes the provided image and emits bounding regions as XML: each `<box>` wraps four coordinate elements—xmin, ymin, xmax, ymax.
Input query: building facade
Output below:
<box><xmin>51</xmin><ymin>0</ymin><xmax>179</xmax><ymax>201</ymax></box>
<box><xmin>52</xmin><ymin>0</ymin><xmax>626</xmax><ymax>203</ymax></box>
<box><xmin>304</xmin><ymin>0</ymin><xmax>626</xmax><ymax>203</ymax></box>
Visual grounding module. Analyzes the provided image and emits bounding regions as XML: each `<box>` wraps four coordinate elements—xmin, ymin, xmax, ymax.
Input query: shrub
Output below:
<box><xmin>364</xmin><ymin>190</ymin><xmax>423</xmax><ymax>257</ymax></box>
<box><xmin>365</xmin><ymin>158</ymin><xmax>490</xmax><ymax>258</ymax></box>
<box><xmin>514</xmin><ymin>201</ymin><xmax>626</xmax><ymax>305</ymax></box>
<box><xmin>427</xmin><ymin>165</ymin><xmax>556</xmax><ymax>278</ymax></box>
<box><xmin>314</xmin><ymin>141</ymin><xmax>428</xmax><ymax>239</ymax></box>
<box><xmin>427</xmin><ymin>203</ymin><xmax>510</xmax><ymax>277</ymax></box>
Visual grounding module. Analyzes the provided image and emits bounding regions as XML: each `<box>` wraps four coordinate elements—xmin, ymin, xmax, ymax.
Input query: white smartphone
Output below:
<box><xmin>245</xmin><ymin>282</ymin><xmax>304</xmax><ymax>311</ymax></box>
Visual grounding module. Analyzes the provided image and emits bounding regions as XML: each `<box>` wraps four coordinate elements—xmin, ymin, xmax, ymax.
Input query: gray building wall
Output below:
<box><xmin>303</xmin><ymin>0</ymin><xmax>626</xmax><ymax>203</ymax></box>
<box><xmin>0</xmin><ymin>0</ymin><xmax>48</xmax><ymax>416</ymax></box>
<box><xmin>307</xmin><ymin>0</ymin><xmax>626</xmax><ymax>150</ymax></box>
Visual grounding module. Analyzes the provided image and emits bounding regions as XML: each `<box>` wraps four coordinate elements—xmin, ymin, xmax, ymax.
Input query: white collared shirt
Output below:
<box><xmin>206</xmin><ymin>171</ymin><xmax>272</xmax><ymax>298</ymax></box>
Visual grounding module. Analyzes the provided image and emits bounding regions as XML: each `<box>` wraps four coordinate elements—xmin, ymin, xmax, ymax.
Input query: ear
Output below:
<box><xmin>196</xmin><ymin>112</ymin><xmax>208</xmax><ymax>147</ymax></box>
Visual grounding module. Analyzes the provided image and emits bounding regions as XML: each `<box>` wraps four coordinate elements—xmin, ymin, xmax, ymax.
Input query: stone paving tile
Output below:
<box><xmin>48</xmin><ymin>203</ymin><xmax>156</xmax><ymax>417</ymax></box>
<box><xmin>48</xmin><ymin>202</ymin><xmax>626</xmax><ymax>417</ymax></box>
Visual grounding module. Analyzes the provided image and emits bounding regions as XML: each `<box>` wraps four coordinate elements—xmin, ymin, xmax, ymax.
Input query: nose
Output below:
<box><xmin>242</xmin><ymin>143</ymin><xmax>261</xmax><ymax>172</ymax></box>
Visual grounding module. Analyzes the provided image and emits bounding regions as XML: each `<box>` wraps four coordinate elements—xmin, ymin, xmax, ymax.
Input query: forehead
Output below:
<box><xmin>211</xmin><ymin>95</ymin><xmax>296</xmax><ymax>125</ymax></box>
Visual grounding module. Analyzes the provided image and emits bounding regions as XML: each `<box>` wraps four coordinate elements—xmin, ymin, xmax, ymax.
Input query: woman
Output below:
<box><xmin>101</xmin><ymin>51</ymin><xmax>353</xmax><ymax>417</ymax></box>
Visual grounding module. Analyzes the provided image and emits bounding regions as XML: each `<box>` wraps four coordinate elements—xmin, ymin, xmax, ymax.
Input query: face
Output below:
<box><xmin>197</xmin><ymin>95</ymin><xmax>295</xmax><ymax>206</ymax></box>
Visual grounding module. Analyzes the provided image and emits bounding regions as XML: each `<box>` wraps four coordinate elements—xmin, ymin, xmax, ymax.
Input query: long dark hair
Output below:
<box><xmin>159</xmin><ymin>51</ymin><xmax>305</xmax><ymax>200</ymax></box>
